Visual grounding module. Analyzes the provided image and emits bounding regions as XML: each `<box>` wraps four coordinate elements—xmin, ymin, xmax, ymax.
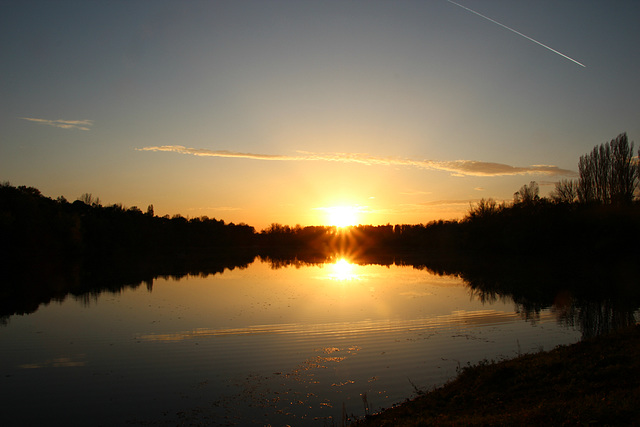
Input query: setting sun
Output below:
<box><xmin>326</xmin><ymin>206</ymin><xmax>360</xmax><ymax>228</ymax></box>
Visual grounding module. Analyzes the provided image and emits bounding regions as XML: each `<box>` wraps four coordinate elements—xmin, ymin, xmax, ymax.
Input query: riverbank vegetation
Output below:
<box><xmin>355</xmin><ymin>325</ymin><xmax>640</xmax><ymax>426</ymax></box>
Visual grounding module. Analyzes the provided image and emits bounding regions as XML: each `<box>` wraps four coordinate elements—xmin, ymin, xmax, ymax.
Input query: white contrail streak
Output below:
<box><xmin>447</xmin><ymin>0</ymin><xmax>586</xmax><ymax>67</ymax></box>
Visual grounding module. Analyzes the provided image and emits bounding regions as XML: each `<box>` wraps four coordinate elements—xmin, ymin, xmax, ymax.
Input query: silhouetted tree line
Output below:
<box><xmin>256</xmin><ymin>221</ymin><xmax>463</xmax><ymax>262</ymax></box>
<box><xmin>459</xmin><ymin>132</ymin><xmax>640</xmax><ymax>261</ymax></box>
<box><xmin>0</xmin><ymin>183</ymin><xmax>256</xmax><ymax>265</ymax></box>
<box><xmin>258</xmin><ymin>202</ymin><xmax>639</xmax><ymax>264</ymax></box>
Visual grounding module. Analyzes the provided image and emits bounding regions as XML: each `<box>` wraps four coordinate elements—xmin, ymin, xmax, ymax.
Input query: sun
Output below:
<box><xmin>327</xmin><ymin>205</ymin><xmax>359</xmax><ymax>228</ymax></box>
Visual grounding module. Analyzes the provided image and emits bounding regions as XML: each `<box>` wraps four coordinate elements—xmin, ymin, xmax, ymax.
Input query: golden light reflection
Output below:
<box><xmin>327</xmin><ymin>258</ymin><xmax>360</xmax><ymax>281</ymax></box>
<box><xmin>19</xmin><ymin>356</ymin><xmax>86</xmax><ymax>369</ymax></box>
<box><xmin>135</xmin><ymin>309</ymin><xmax>543</xmax><ymax>342</ymax></box>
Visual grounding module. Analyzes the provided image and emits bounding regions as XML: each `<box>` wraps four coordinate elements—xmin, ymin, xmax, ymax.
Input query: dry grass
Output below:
<box><xmin>356</xmin><ymin>325</ymin><xmax>640</xmax><ymax>426</ymax></box>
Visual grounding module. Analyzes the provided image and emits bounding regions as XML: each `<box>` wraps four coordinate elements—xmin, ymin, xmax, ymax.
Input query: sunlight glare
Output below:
<box><xmin>329</xmin><ymin>258</ymin><xmax>359</xmax><ymax>281</ymax></box>
<box><xmin>327</xmin><ymin>206</ymin><xmax>359</xmax><ymax>228</ymax></box>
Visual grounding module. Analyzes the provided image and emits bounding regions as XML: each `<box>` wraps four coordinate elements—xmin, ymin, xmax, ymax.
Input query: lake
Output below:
<box><xmin>0</xmin><ymin>256</ymin><xmax>625</xmax><ymax>426</ymax></box>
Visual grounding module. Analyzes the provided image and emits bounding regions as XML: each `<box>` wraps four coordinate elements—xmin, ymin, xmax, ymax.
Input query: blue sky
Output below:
<box><xmin>2</xmin><ymin>0</ymin><xmax>639</xmax><ymax>228</ymax></box>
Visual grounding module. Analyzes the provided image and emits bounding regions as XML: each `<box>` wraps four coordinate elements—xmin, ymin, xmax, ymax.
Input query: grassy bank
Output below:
<box><xmin>356</xmin><ymin>325</ymin><xmax>640</xmax><ymax>426</ymax></box>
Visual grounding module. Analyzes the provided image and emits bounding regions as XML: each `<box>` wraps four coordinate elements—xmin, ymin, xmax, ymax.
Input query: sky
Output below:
<box><xmin>1</xmin><ymin>0</ymin><xmax>639</xmax><ymax>229</ymax></box>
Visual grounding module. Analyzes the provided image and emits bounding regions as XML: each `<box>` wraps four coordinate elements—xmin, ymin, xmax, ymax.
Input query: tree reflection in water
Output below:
<box><xmin>2</xmin><ymin>251</ymin><xmax>638</xmax><ymax>340</ymax></box>
<box><xmin>455</xmin><ymin>261</ymin><xmax>639</xmax><ymax>340</ymax></box>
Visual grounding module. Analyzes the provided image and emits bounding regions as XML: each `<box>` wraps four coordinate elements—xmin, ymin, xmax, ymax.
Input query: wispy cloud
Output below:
<box><xmin>410</xmin><ymin>199</ymin><xmax>484</xmax><ymax>208</ymax></box>
<box><xmin>20</xmin><ymin>117</ymin><xmax>94</xmax><ymax>131</ymax></box>
<box><xmin>137</xmin><ymin>145</ymin><xmax>577</xmax><ymax>177</ymax></box>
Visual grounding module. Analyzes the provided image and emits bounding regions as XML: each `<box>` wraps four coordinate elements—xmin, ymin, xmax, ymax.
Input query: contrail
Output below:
<box><xmin>447</xmin><ymin>0</ymin><xmax>585</xmax><ymax>67</ymax></box>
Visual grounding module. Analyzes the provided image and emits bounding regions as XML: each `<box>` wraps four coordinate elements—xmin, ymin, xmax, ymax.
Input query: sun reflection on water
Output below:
<box><xmin>327</xmin><ymin>258</ymin><xmax>361</xmax><ymax>281</ymax></box>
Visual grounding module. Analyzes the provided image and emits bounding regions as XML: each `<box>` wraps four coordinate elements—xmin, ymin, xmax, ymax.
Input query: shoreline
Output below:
<box><xmin>355</xmin><ymin>325</ymin><xmax>640</xmax><ymax>426</ymax></box>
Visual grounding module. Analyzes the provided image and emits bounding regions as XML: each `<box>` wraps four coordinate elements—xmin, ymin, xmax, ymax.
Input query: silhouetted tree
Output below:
<box><xmin>551</xmin><ymin>179</ymin><xmax>578</xmax><ymax>204</ymax></box>
<box><xmin>78</xmin><ymin>193</ymin><xmax>101</xmax><ymax>207</ymax></box>
<box><xmin>467</xmin><ymin>198</ymin><xmax>501</xmax><ymax>220</ymax></box>
<box><xmin>513</xmin><ymin>181</ymin><xmax>540</xmax><ymax>205</ymax></box>
<box><xmin>578</xmin><ymin>133</ymin><xmax>638</xmax><ymax>204</ymax></box>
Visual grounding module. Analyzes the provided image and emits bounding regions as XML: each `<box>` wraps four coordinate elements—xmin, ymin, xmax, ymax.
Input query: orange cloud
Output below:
<box><xmin>137</xmin><ymin>145</ymin><xmax>577</xmax><ymax>177</ymax></box>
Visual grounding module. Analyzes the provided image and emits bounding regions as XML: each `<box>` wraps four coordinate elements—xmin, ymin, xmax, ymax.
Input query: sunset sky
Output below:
<box><xmin>2</xmin><ymin>1</ymin><xmax>639</xmax><ymax>229</ymax></box>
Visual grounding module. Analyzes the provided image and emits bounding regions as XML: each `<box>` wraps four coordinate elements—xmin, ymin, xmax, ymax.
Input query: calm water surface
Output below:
<box><xmin>1</xmin><ymin>259</ymin><xmax>582</xmax><ymax>426</ymax></box>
